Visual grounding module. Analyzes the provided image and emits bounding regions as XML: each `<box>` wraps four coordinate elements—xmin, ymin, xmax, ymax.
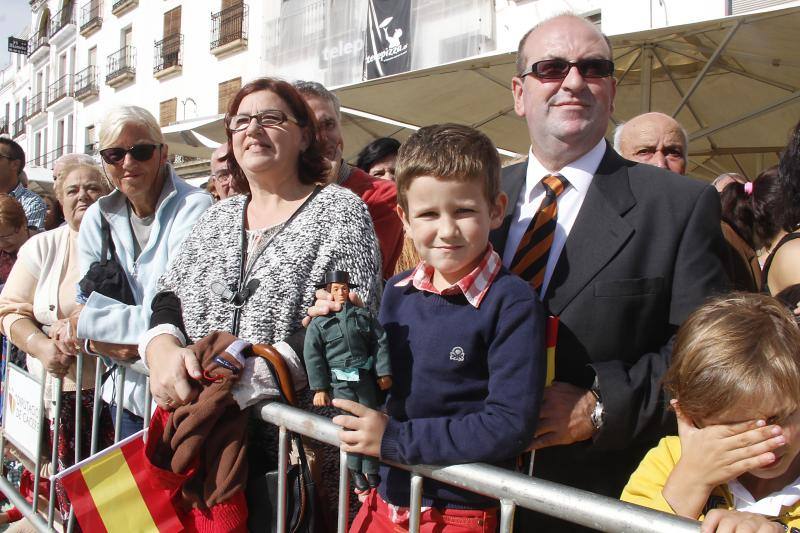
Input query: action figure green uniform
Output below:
<box><xmin>303</xmin><ymin>271</ymin><xmax>392</xmax><ymax>492</ymax></box>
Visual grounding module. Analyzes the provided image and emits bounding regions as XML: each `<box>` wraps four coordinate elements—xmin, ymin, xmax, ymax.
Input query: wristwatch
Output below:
<box><xmin>589</xmin><ymin>378</ymin><xmax>605</xmax><ymax>432</ymax></box>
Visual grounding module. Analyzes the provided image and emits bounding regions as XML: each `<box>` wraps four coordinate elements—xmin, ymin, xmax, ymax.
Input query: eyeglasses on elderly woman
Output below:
<box><xmin>99</xmin><ymin>143</ymin><xmax>163</xmax><ymax>165</ymax></box>
<box><xmin>226</xmin><ymin>109</ymin><xmax>299</xmax><ymax>133</ymax></box>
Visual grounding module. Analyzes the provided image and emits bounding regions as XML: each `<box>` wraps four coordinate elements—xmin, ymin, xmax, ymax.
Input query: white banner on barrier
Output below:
<box><xmin>3</xmin><ymin>364</ymin><xmax>43</xmax><ymax>462</ymax></box>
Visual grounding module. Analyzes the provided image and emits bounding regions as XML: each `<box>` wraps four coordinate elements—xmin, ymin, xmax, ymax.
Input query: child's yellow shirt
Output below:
<box><xmin>621</xmin><ymin>436</ymin><xmax>800</xmax><ymax>530</ymax></box>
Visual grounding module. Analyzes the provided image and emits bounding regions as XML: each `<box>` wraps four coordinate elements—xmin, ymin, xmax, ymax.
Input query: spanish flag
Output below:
<box><xmin>57</xmin><ymin>430</ymin><xmax>182</xmax><ymax>533</ymax></box>
<box><xmin>545</xmin><ymin>315</ymin><xmax>559</xmax><ymax>386</ymax></box>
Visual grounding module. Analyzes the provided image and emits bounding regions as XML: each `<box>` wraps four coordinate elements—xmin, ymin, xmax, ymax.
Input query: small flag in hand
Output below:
<box><xmin>57</xmin><ymin>430</ymin><xmax>182</xmax><ymax>533</ymax></box>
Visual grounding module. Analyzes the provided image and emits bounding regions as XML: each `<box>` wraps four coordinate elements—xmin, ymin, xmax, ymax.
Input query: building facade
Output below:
<box><xmin>1</xmin><ymin>0</ymin><xmax>796</xmax><ymax>177</ymax></box>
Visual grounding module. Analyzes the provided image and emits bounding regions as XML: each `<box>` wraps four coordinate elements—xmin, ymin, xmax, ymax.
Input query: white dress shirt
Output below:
<box><xmin>502</xmin><ymin>139</ymin><xmax>607</xmax><ymax>297</ymax></box>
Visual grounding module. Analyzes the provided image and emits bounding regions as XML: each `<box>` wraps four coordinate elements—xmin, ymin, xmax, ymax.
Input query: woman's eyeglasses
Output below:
<box><xmin>99</xmin><ymin>144</ymin><xmax>162</xmax><ymax>165</ymax></box>
<box><xmin>520</xmin><ymin>59</ymin><xmax>615</xmax><ymax>80</ymax></box>
<box><xmin>226</xmin><ymin>110</ymin><xmax>298</xmax><ymax>132</ymax></box>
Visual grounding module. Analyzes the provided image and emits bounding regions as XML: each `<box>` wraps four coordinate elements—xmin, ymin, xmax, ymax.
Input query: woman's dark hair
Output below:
<box><xmin>355</xmin><ymin>137</ymin><xmax>400</xmax><ymax>173</ymax></box>
<box><xmin>720</xmin><ymin>182</ymin><xmax>754</xmax><ymax>248</ymax></box>
<box><xmin>775</xmin><ymin>284</ymin><xmax>800</xmax><ymax>325</ymax></box>
<box><xmin>778</xmin><ymin>119</ymin><xmax>800</xmax><ymax>232</ymax></box>
<box><xmin>222</xmin><ymin>78</ymin><xmax>328</xmax><ymax>193</ymax></box>
<box><xmin>751</xmin><ymin>165</ymin><xmax>783</xmax><ymax>249</ymax></box>
<box><xmin>42</xmin><ymin>193</ymin><xmax>65</xmax><ymax>230</ymax></box>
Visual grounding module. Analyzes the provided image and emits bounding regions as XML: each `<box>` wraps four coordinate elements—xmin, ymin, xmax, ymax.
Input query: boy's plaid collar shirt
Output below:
<box><xmin>394</xmin><ymin>245</ymin><xmax>502</xmax><ymax>308</ymax></box>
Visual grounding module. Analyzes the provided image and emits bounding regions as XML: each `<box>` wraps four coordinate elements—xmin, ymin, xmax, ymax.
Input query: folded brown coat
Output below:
<box><xmin>150</xmin><ymin>330</ymin><xmax>249</xmax><ymax>509</ymax></box>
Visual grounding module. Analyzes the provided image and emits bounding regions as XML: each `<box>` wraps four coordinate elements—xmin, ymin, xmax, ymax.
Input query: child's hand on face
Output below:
<box><xmin>701</xmin><ymin>509</ymin><xmax>784</xmax><ymax>533</ymax></box>
<box><xmin>332</xmin><ymin>399</ymin><xmax>388</xmax><ymax>458</ymax></box>
<box><xmin>663</xmin><ymin>401</ymin><xmax>786</xmax><ymax>519</ymax></box>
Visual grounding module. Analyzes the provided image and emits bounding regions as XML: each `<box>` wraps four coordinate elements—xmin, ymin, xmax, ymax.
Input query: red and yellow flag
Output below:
<box><xmin>58</xmin><ymin>430</ymin><xmax>182</xmax><ymax>533</ymax></box>
<box><xmin>545</xmin><ymin>315</ymin><xmax>559</xmax><ymax>386</ymax></box>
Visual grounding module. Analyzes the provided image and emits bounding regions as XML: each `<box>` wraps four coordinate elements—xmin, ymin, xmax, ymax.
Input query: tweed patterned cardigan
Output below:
<box><xmin>156</xmin><ymin>184</ymin><xmax>383</xmax><ymax>346</ymax></box>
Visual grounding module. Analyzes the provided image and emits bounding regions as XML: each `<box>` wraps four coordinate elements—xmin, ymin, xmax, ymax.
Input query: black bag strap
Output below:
<box><xmin>261</xmin><ymin>356</ymin><xmax>313</xmax><ymax>532</ymax></box>
<box><xmin>99</xmin><ymin>216</ymin><xmax>116</xmax><ymax>265</ymax></box>
<box><xmin>230</xmin><ymin>186</ymin><xmax>322</xmax><ymax>336</ymax></box>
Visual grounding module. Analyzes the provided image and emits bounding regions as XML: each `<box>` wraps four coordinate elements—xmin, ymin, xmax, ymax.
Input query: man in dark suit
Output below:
<box><xmin>492</xmin><ymin>14</ymin><xmax>727</xmax><ymax>531</ymax></box>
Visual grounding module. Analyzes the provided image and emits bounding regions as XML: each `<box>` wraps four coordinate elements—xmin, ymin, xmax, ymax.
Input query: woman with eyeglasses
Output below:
<box><xmin>141</xmin><ymin>78</ymin><xmax>381</xmax><ymax>529</ymax></box>
<box><xmin>65</xmin><ymin>106</ymin><xmax>211</xmax><ymax>439</ymax></box>
<box><xmin>0</xmin><ymin>162</ymin><xmax>114</xmax><ymax>529</ymax></box>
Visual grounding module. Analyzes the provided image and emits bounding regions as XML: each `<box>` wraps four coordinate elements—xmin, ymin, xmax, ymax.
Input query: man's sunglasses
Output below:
<box><xmin>226</xmin><ymin>109</ymin><xmax>298</xmax><ymax>132</ymax></box>
<box><xmin>99</xmin><ymin>144</ymin><xmax>162</xmax><ymax>165</ymax></box>
<box><xmin>521</xmin><ymin>59</ymin><xmax>615</xmax><ymax>80</ymax></box>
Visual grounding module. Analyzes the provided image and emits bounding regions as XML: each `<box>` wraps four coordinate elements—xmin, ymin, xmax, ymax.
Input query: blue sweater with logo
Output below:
<box><xmin>378</xmin><ymin>267</ymin><xmax>546</xmax><ymax>508</ymax></box>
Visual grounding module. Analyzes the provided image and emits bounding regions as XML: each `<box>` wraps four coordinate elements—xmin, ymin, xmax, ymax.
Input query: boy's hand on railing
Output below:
<box><xmin>662</xmin><ymin>400</ymin><xmax>785</xmax><ymax>519</ymax></box>
<box><xmin>332</xmin><ymin>398</ymin><xmax>387</xmax><ymax>458</ymax></box>
<box><xmin>701</xmin><ymin>509</ymin><xmax>784</xmax><ymax>533</ymax></box>
<box><xmin>302</xmin><ymin>288</ymin><xmax>364</xmax><ymax>327</ymax></box>
<box><xmin>146</xmin><ymin>334</ymin><xmax>201</xmax><ymax>410</ymax></box>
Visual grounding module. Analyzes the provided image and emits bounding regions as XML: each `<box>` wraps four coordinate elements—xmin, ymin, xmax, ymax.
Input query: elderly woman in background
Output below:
<box><xmin>68</xmin><ymin>106</ymin><xmax>211</xmax><ymax>438</ymax></box>
<box><xmin>142</xmin><ymin>78</ymin><xmax>381</xmax><ymax>527</ymax></box>
<box><xmin>0</xmin><ymin>195</ymin><xmax>33</xmax><ymax>288</ymax></box>
<box><xmin>356</xmin><ymin>137</ymin><xmax>400</xmax><ymax>181</ymax></box>
<box><xmin>0</xmin><ymin>162</ymin><xmax>114</xmax><ymax>526</ymax></box>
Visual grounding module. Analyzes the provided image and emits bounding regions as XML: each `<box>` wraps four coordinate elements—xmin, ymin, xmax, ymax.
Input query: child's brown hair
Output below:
<box><xmin>395</xmin><ymin>124</ymin><xmax>500</xmax><ymax>212</ymax></box>
<box><xmin>664</xmin><ymin>293</ymin><xmax>800</xmax><ymax>423</ymax></box>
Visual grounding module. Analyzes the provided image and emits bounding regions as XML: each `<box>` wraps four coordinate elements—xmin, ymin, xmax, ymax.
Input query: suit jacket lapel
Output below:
<box><xmin>545</xmin><ymin>146</ymin><xmax>637</xmax><ymax>315</ymax></box>
<box><xmin>490</xmin><ymin>160</ymin><xmax>527</xmax><ymax>255</ymax></box>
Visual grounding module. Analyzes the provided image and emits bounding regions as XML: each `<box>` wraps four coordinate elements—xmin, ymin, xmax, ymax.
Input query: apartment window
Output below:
<box><xmin>160</xmin><ymin>98</ymin><xmax>177</xmax><ymax>126</ymax></box>
<box><xmin>67</xmin><ymin>114</ymin><xmax>74</xmax><ymax>150</ymax></box>
<box><xmin>85</xmin><ymin>124</ymin><xmax>96</xmax><ymax>154</ymax></box>
<box><xmin>57</xmin><ymin>119</ymin><xmax>65</xmax><ymax>156</ymax></box>
<box><xmin>88</xmin><ymin>45</ymin><xmax>97</xmax><ymax>67</ymax></box>
<box><xmin>163</xmin><ymin>6</ymin><xmax>182</xmax><ymax>36</ymax></box>
<box><xmin>218</xmin><ymin>77</ymin><xmax>241</xmax><ymax>114</ymax></box>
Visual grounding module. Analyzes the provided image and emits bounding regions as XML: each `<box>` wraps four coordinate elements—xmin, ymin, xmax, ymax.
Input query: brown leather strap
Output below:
<box><xmin>251</xmin><ymin>344</ymin><xmax>298</xmax><ymax>406</ymax></box>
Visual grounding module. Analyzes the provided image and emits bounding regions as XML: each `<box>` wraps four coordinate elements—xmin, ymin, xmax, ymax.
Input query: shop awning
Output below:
<box><xmin>161</xmin><ymin>115</ymin><xmax>224</xmax><ymax>159</ymax></box>
<box><xmin>334</xmin><ymin>5</ymin><xmax>800</xmax><ymax>180</ymax></box>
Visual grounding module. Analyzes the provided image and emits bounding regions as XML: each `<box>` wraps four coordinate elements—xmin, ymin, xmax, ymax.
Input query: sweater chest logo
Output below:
<box><xmin>449</xmin><ymin>346</ymin><xmax>465</xmax><ymax>362</ymax></box>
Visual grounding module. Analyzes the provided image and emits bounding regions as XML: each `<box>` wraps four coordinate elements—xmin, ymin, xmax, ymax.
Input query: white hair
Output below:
<box><xmin>98</xmin><ymin>105</ymin><xmax>165</xmax><ymax>150</ymax></box>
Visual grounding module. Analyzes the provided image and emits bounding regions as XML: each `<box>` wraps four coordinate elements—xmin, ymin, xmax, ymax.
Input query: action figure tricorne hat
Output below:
<box><xmin>315</xmin><ymin>270</ymin><xmax>360</xmax><ymax>289</ymax></box>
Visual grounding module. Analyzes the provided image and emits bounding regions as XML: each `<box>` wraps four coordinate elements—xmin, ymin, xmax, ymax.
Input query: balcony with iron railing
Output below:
<box><xmin>84</xmin><ymin>141</ymin><xmax>98</xmax><ymax>156</ymax></box>
<box><xmin>153</xmin><ymin>33</ymin><xmax>183</xmax><ymax>79</ymax></box>
<box><xmin>49</xmin><ymin>5</ymin><xmax>76</xmax><ymax>39</ymax></box>
<box><xmin>26</xmin><ymin>93</ymin><xmax>45</xmax><ymax>119</ymax></box>
<box><xmin>27</xmin><ymin>33</ymin><xmax>50</xmax><ymax>62</ymax></box>
<box><xmin>47</xmin><ymin>75</ymin><xmax>74</xmax><ymax>106</ymax></box>
<box><xmin>210</xmin><ymin>2</ymin><xmax>248</xmax><ymax>56</ymax></box>
<box><xmin>12</xmin><ymin>117</ymin><xmax>26</xmax><ymax>138</ymax></box>
<box><xmin>74</xmin><ymin>65</ymin><xmax>100</xmax><ymax>101</ymax></box>
<box><xmin>80</xmin><ymin>0</ymin><xmax>103</xmax><ymax>37</ymax></box>
<box><xmin>106</xmin><ymin>46</ymin><xmax>136</xmax><ymax>88</ymax></box>
<box><xmin>28</xmin><ymin>145</ymin><xmax>75</xmax><ymax>169</ymax></box>
<box><xmin>111</xmin><ymin>0</ymin><xmax>138</xmax><ymax>17</ymax></box>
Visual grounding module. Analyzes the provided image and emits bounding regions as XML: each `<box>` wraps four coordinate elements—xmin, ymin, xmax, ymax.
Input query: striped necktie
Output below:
<box><xmin>510</xmin><ymin>173</ymin><xmax>569</xmax><ymax>292</ymax></box>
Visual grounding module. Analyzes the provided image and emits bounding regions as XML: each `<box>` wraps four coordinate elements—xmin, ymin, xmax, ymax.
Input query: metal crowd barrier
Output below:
<box><xmin>0</xmin><ymin>337</ymin><xmax>700</xmax><ymax>532</ymax></box>
<box><xmin>0</xmin><ymin>338</ymin><xmax>153</xmax><ymax>533</ymax></box>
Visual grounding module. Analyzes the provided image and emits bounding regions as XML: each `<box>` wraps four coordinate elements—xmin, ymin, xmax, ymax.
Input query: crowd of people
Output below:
<box><xmin>0</xmin><ymin>11</ymin><xmax>798</xmax><ymax>533</ymax></box>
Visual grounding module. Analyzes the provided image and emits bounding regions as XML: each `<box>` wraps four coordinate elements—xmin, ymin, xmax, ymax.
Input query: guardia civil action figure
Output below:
<box><xmin>303</xmin><ymin>270</ymin><xmax>392</xmax><ymax>492</ymax></box>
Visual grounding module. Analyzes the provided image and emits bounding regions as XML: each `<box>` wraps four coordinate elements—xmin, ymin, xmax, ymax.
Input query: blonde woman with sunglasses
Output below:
<box><xmin>65</xmin><ymin>105</ymin><xmax>212</xmax><ymax>438</ymax></box>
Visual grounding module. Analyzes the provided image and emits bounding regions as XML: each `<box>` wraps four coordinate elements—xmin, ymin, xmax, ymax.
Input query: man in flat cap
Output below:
<box><xmin>303</xmin><ymin>270</ymin><xmax>392</xmax><ymax>492</ymax></box>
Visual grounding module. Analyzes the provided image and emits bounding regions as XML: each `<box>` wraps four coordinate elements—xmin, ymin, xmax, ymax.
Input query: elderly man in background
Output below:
<box><xmin>294</xmin><ymin>80</ymin><xmax>403</xmax><ymax>279</ymax></box>
<box><xmin>614</xmin><ymin>111</ymin><xmax>688</xmax><ymax>175</ymax></box>
<box><xmin>493</xmin><ymin>14</ymin><xmax>727</xmax><ymax>531</ymax></box>
<box><xmin>0</xmin><ymin>138</ymin><xmax>46</xmax><ymax>230</ymax></box>
<box><xmin>209</xmin><ymin>144</ymin><xmax>240</xmax><ymax>201</ymax></box>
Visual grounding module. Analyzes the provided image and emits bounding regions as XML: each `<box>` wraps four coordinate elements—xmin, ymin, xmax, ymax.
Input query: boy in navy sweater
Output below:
<box><xmin>333</xmin><ymin>124</ymin><xmax>546</xmax><ymax>532</ymax></box>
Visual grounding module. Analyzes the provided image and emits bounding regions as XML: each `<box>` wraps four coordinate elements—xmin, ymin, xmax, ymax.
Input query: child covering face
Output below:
<box><xmin>621</xmin><ymin>292</ymin><xmax>800</xmax><ymax>533</ymax></box>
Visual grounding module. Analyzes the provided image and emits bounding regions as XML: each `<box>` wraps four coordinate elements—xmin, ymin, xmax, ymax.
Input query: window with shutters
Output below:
<box><xmin>160</xmin><ymin>98</ymin><xmax>177</xmax><ymax>127</ymax></box>
<box><xmin>218</xmin><ymin>77</ymin><xmax>241</xmax><ymax>114</ymax></box>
